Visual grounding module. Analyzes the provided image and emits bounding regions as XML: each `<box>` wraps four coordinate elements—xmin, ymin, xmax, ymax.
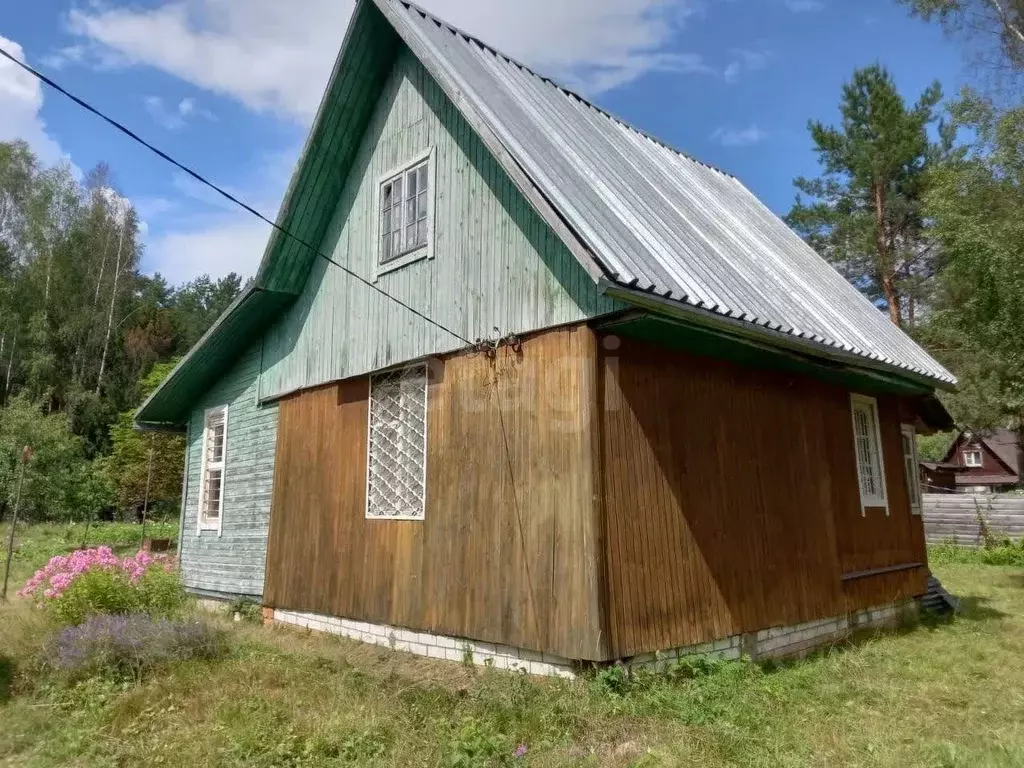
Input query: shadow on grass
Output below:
<box><xmin>1005</xmin><ymin>573</ymin><xmax>1024</xmax><ymax>589</ymax></box>
<box><xmin>0</xmin><ymin>655</ymin><xmax>14</xmax><ymax>704</ymax></box>
<box><xmin>953</xmin><ymin>595</ymin><xmax>1008</xmax><ymax>622</ymax></box>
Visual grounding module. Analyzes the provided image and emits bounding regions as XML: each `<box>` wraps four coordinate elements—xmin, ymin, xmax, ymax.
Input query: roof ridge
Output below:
<box><xmin>393</xmin><ymin>0</ymin><xmax>737</xmax><ymax>180</ymax></box>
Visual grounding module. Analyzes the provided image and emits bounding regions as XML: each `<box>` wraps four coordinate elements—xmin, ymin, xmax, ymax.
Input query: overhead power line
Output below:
<box><xmin>0</xmin><ymin>45</ymin><xmax>473</xmax><ymax>347</ymax></box>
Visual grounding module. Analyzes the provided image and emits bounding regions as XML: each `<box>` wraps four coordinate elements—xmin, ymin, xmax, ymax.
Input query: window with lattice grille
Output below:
<box><xmin>199</xmin><ymin>406</ymin><xmax>228</xmax><ymax>532</ymax></box>
<box><xmin>850</xmin><ymin>394</ymin><xmax>887</xmax><ymax>511</ymax></box>
<box><xmin>366</xmin><ymin>366</ymin><xmax>428</xmax><ymax>520</ymax></box>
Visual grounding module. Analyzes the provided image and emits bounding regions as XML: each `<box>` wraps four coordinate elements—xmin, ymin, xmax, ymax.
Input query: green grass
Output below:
<box><xmin>929</xmin><ymin>540</ymin><xmax>1024</xmax><ymax>568</ymax></box>
<box><xmin>2</xmin><ymin>526</ymin><xmax>1024</xmax><ymax>766</ymax></box>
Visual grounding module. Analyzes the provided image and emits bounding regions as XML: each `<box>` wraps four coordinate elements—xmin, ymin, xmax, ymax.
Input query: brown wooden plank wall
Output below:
<box><xmin>599</xmin><ymin>335</ymin><xmax>927</xmax><ymax>659</ymax></box>
<box><xmin>263</xmin><ymin>326</ymin><xmax>607</xmax><ymax>660</ymax></box>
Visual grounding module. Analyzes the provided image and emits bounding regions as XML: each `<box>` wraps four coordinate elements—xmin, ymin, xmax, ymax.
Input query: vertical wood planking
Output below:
<box><xmin>260</xmin><ymin>46</ymin><xmax>619</xmax><ymax>402</ymax></box>
<box><xmin>180</xmin><ymin>342</ymin><xmax>279</xmax><ymax>598</ymax></box>
<box><xmin>599</xmin><ymin>335</ymin><xmax>926</xmax><ymax>658</ymax></box>
<box><xmin>263</xmin><ymin>325</ymin><xmax>606</xmax><ymax>660</ymax></box>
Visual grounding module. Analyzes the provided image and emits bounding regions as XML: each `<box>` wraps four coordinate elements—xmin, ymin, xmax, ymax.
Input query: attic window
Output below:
<box><xmin>366</xmin><ymin>365</ymin><xmax>428</xmax><ymax>520</ymax></box>
<box><xmin>850</xmin><ymin>394</ymin><xmax>887</xmax><ymax>512</ymax></box>
<box><xmin>377</xmin><ymin>150</ymin><xmax>434</xmax><ymax>276</ymax></box>
<box><xmin>963</xmin><ymin>448</ymin><xmax>983</xmax><ymax>467</ymax></box>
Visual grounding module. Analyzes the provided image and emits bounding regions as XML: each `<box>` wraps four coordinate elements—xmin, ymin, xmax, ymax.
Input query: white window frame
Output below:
<box><xmin>373</xmin><ymin>148</ymin><xmax>436</xmax><ymax>279</ymax></box>
<box><xmin>197</xmin><ymin>405</ymin><xmax>228</xmax><ymax>536</ymax></box>
<box><xmin>963</xmin><ymin>448</ymin><xmax>983</xmax><ymax>467</ymax></box>
<box><xmin>900</xmin><ymin>424</ymin><xmax>923</xmax><ymax>516</ymax></box>
<box><xmin>850</xmin><ymin>394</ymin><xmax>888</xmax><ymax>513</ymax></box>
<box><xmin>364</xmin><ymin>365</ymin><xmax>429</xmax><ymax>521</ymax></box>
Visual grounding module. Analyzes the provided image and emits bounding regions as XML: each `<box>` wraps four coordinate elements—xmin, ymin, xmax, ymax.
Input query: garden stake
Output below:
<box><xmin>140</xmin><ymin>437</ymin><xmax>155</xmax><ymax>549</ymax></box>
<box><xmin>1</xmin><ymin>445</ymin><xmax>32</xmax><ymax>602</ymax></box>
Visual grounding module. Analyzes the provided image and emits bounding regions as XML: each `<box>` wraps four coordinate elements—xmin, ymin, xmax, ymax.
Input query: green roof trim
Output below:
<box><xmin>136</xmin><ymin>286</ymin><xmax>293</xmax><ymax>427</ymax></box>
<box><xmin>136</xmin><ymin>0</ymin><xmax>398</xmax><ymax>429</ymax></box>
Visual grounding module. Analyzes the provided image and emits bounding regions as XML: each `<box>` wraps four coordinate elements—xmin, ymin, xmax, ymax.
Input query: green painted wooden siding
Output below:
<box><xmin>180</xmin><ymin>341</ymin><xmax>278</xmax><ymax>598</ymax></box>
<box><xmin>260</xmin><ymin>46</ymin><xmax>618</xmax><ymax>399</ymax></box>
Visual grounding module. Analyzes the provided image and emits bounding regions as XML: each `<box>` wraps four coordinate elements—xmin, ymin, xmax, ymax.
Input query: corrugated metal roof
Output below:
<box><xmin>380</xmin><ymin>0</ymin><xmax>955</xmax><ymax>387</ymax></box>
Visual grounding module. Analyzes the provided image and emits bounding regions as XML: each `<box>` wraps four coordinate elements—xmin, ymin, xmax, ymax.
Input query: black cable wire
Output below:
<box><xmin>0</xmin><ymin>45</ymin><xmax>473</xmax><ymax>347</ymax></box>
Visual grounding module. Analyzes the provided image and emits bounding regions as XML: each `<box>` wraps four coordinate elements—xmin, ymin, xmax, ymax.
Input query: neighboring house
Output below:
<box><xmin>137</xmin><ymin>0</ymin><xmax>957</xmax><ymax>674</ymax></box>
<box><xmin>919</xmin><ymin>461</ymin><xmax>967</xmax><ymax>494</ymax></box>
<box><xmin>941</xmin><ymin>429</ymin><xmax>1022</xmax><ymax>493</ymax></box>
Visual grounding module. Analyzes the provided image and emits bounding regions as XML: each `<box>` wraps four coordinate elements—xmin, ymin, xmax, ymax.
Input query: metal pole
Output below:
<box><xmin>140</xmin><ymin>437</ymin><xmax>155</xmax><ymax>549</ymax></box>
<box><xmin>1</xmin><ymin>446</ymin><xmax>32</xmax><ymax>602</ymax></box>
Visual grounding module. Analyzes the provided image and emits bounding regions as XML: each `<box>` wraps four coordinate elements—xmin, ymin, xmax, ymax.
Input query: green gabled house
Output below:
<box><xmin>138</xmin><ymin>0</ymin><xmax>955</xmax><ymax>675</ymax></box>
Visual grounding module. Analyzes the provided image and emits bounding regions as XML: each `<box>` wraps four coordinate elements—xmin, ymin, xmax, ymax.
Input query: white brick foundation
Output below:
<box><xmin>272</xmin><ymin>598</ymin><xmax>917</xmax><ymax>678</ymax></box>
<box><xmin>271</xmin><ymin>609</ymin><xmax>576</xmax><ymax>678</ymax></box>
<box><xmin>626</xmin><ymin>598</ymin><xmax>917</xmax><ymax>669</ymax></box>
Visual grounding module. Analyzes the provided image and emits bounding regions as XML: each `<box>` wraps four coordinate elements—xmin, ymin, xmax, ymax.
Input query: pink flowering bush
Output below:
<box><xmin>19</xmin><ymin>546</ymin><xmax>185</xmax><ymax>626</ymax></box>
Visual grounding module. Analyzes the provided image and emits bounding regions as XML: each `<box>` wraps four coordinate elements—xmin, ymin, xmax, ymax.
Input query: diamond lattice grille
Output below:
<box><xmin>366</xmin><ymin>366</ymin><xmax>427</xmax><ymax>519</ymax></box>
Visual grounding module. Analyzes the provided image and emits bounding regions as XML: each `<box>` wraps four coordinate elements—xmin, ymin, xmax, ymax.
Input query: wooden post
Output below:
<box><xmin>1</xmin><ymin>446</ymin><xmax>32</xmax><ymax>602</ymax></box>
<box><xmin>140</xmin><ymin>437</ymin><xmax>155</xmax><ymax>549</ymax></box>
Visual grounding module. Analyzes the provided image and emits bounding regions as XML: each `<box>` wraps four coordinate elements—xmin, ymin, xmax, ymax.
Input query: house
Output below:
<box><xmin>136</xmin><ymin>0</ymin><xmax>957</xmax><ymax>674</ymax></box>
<box><xmin>919</xmin><ymin>461</ymin><xmax>967</xmax><ymax>494</ymax></box>
<box><xmin>941</xmin><ymin>429</ymin><xmax>1022</xmax><ymax>493</ymax></box>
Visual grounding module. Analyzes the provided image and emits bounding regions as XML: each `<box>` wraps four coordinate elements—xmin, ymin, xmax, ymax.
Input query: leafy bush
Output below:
<box><xmin>0</xmin><ymin>396</ymin><xmax>113</xmax><ymax>523</ymax></box>
<box><xmin>929</xmin><ymin>539</ymin><xmax>1024</xmax><ymax>567</ymax></box>
<box><xmin>18</xmin><ymin>546</ymin><xmax>186</xmax><ymax>625</ymax></box>
<box><xmin>446</xmin><ymin>717</ymin><xmax>513</xmax><ymax>767</ymax></box>
<box><xmin>43</xmin><ymin>614</ymin><xmax>226</xmax><ymax>681</ymax></box>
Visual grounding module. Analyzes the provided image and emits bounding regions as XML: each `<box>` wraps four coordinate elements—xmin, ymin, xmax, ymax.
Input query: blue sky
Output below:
<box><xmin>0</xmin><ymin>0</ymin><xmax>968</xmax><ymax>285</ymax></box>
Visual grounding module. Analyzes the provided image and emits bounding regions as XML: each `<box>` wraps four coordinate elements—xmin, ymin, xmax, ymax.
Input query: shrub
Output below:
<box><xmin>446</xmin><ymin>717</ymin><xmax>512</xmax><ymax>767</ymax></box>
<box><xmin>929</xmin><ymin>540</ymin><xmax>1024</xmax><ymax>568</ymax></box>
<box><xmin>18</xmin><ymin>546</ymin><xmax>186</xmax><ymax>625</ymax></box>
<box><xmin>43</xmin><ymin>614</ymin><xmax>226</xmax><ymax>681</ymax></box>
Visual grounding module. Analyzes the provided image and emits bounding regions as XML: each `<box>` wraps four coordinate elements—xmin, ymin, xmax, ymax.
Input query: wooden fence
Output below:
<box><xmin>922</xmin><ymin>493</ymin><xmax>1024</xmax><ymax>546</ymax></box>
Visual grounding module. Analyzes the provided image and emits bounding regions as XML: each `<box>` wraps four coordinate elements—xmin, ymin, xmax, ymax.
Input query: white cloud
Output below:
<box><xmin>144</xmin><ymin>95</ymin><xmax>215</xmax><ymax>130</ymax></box>
<box><xmin>722</xmin><ymin>48</ymin><xmax>771</xmax><ymax>83</ymax></box>
<box><xmin>144</xmin><ymin>214</ymin><xmax>271</xmax><ymax>283</ymax></box>
<box><xmin>0</xmin><ymin>36</ymin><xmax>65</xmax><ymax>164</ymax></box>
<box><xmin>143</xmin><ymin>147</ymin><xmax>298</xmax><ymax>282</ymax></box>
<box><xmin>784</xmin><ymin>0</ymin><xmax>824</xmax><ymax>12</ymax></box>
<box><xmin>65</xmin><ymin>0</ymin><xmax>706</xmax><ymax>121</ymax></box>
<box><xmin>712</xmin><ymin>124</ymin><xmax>767</xmax><ymax>147</ymax></box>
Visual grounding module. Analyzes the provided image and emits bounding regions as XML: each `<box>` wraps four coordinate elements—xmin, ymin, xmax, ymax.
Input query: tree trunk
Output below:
<box><xmin>42</xmin><ymin>244</ymin><xmax>52</xmax><ymax>326</ymax></box>
<box><xmin>5</xmin><ymin>332</ymin><xmax>16</xmax><ymax>403</ymax></box>
<box><xmin>74</xmin><ymin>224</ymin><xmax>113</xmax><ymax>384</ymax></box>
<box><xmin>96</xmin><ymin>223</ymin><xmax>125</xmax><ymax>396</ymax></box>
<box><xmin>907</xmin><ymin>294</ymin><xmax>916</xmax><ymax>329</ymax></box>
<box><xmin>873</xmin><ymin>183</ymin><xmax>901</xmax><ymax>327</ymax></box>
<box><xmin>986</xmin><ymin>0</ymin><xmax>1024</xmax><ymax>47</ymax></box>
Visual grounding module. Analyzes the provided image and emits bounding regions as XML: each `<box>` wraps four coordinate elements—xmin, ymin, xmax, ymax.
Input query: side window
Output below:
<box><xmin>199</xmin><ymin>406</ymin><xmax>228</xmax><ymax>534</ymax></box>
<box><xmin>366</xmin><ymin>365</ymin><xmax>428</xmax><ymax>520</ymax></box>
<box><xmin>377</xmin><ymin>151</ymin><xmax>433</xmax><ymax>275</ymax></box>
<box><xmin>850</xmin><ymin>394</ymin><xmax>887</xmax><ymax>513</ymax></box>
<box><xmin>900</xmin><ymin>424</ymin><xmax>923</xmax><ymax>516</ymax></box>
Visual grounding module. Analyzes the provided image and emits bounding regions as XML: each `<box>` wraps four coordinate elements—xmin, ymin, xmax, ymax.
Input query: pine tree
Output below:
<box><xmin>786</xmin><ymin>65</ymin><xmax>951</xmax><ymax>327</ymax></box>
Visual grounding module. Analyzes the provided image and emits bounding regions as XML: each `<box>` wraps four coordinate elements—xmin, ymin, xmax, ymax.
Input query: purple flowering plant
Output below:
<box><xmin>44</xmin><ymin>614</ymin><xmax>226</xmax><ymax>681</ymax></box>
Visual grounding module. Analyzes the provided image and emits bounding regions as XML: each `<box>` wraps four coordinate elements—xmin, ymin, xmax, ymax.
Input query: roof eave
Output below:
<box><xmin>253</xmin><ymin>0</ymin><xmax>372</xmax><ymax>291</ymax></box>
<box><xmin>600</xmin><ymin>279</ymin><xmax>957</xmax><ymax>394</ymax></box>
<box><xmin>135</xmin><ymin>283</ymin><xmax>260</xmax><ymax>431</ymax></box>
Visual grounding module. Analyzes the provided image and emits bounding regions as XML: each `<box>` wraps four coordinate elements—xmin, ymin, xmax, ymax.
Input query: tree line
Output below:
<box><xmin>0</xmin><ymin>141</ymin><xmax>241</xmax><ymax>522</ymax></box>
<box><xmin>789</xmin><ymin>0</ymin><xmax>1024</xmax><ymax>437</ymax></box>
